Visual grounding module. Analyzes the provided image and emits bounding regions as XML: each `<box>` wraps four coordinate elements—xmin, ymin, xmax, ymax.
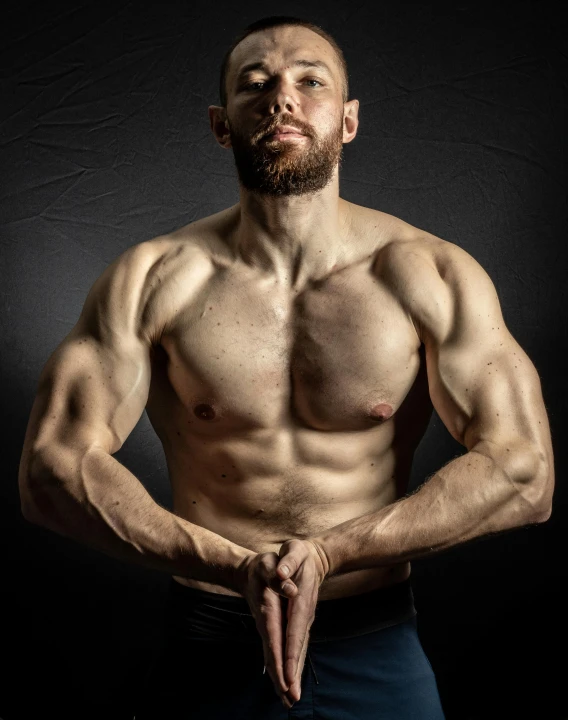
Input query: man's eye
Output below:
<box><xmin>243</xmin><ymin>78</ymin><xmax>323</xmax><ymax>91</ymax></box>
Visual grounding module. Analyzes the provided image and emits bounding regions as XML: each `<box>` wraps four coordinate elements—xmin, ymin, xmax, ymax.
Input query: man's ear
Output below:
<box><xmin>208</xmin><ymin>105</ymin><xmax>232</xmax><ymax>148</ymax></box>
<box><xmin>342</xmin><ymin>99</ymin><xmax>359</xmax><ymax>144</ymax></box>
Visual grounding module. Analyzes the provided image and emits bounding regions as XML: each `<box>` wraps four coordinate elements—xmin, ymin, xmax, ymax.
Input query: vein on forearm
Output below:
<box><xmin>313</xmin><ymin>450</ymin><xmax>539</xmax><ymax>578</ymax></box>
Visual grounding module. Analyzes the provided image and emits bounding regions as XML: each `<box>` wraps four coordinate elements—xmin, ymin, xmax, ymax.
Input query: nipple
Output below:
<box><xmin>368</xmin><ymin>403</ymin><xmax>393</xmax><ymax>422</ymax></box>
<box><xmin>194</xmin><ymin>403</ymin><xmax>216</xmax><ymax>421</ymax></box>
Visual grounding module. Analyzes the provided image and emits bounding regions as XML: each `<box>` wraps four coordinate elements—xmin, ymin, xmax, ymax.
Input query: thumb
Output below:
<box><xmin>276</xmin><ymin>539</ymin><xmax>308</xmax><ymax>580</ymax></box>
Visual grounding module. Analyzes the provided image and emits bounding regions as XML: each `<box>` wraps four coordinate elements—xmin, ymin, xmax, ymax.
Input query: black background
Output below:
<box><xmin>2</xmin><ymin>2</ymin><xmax>566</xmax><ymax>718</ymax></box>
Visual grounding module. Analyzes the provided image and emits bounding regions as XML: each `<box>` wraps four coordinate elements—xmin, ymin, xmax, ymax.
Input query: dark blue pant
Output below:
<box><xmin>133</xmin><ymin>579</ymin><xmax>446</xmax><ymax>719</ymax></box>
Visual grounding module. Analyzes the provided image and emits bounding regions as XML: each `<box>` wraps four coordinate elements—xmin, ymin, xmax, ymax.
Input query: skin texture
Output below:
<box><xmin>19</xmin><ymin>25</ymin><xmax>554</xmax><ymax>709</ymax></box>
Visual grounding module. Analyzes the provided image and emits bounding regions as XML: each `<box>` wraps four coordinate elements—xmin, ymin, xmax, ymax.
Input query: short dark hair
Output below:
<box><xmin>219</xmin><ymin>15</ymin><xmax>349</xmax><ymax>108</ymax></box>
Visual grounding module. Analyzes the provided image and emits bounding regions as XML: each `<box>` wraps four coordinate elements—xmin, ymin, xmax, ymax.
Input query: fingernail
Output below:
<box><xmin>280</xmin><ymin>565</ymin><xmax>290</xmax><ymax>577</ymax></box>
<box><xmin>283</xmin><ymin>582</ymin><xmax>293</xmax><ymax>592</ymax></box>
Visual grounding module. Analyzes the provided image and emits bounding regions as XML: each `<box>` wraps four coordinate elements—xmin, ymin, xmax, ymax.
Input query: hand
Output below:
<box><xmin>236</xmin><ymin>538</ymin><xmax>329</xmax><ymax>708</ymax></box>
<box><xmin>237</xmin><ymin>550</ymin><xmax>300</xmax><ymax>708</ymax></box>
<box><xmin>274</xmin><ymin>538</ymin><xmax>330</xmax><ymax>703</ymax></box>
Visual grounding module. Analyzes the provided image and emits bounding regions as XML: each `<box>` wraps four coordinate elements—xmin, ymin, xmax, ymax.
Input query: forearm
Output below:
<box><xmin>312</xmin><ymin>448</ymin><xmax>549</xmax><ymax>578</ymax></box>
<box><xmin>23</xmin><ymin>445</ymin><xmax>254</xmax><ymax>592</ymax></box>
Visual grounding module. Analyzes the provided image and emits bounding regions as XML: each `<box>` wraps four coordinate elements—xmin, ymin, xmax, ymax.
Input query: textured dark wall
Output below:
<box><xmin>2</xmin><ymin>2</ymin><xmax>566</xmax><ymax>718</ymax></box>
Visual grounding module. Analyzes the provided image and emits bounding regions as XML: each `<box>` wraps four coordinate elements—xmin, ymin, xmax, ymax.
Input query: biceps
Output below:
<box><xmin>426</xmin><ymin>334</ymin><xmax>544</xmax><ymax>450</ymax></box>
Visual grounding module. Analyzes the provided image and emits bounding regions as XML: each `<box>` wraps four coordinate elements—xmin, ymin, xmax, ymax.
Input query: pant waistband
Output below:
<box><xmin>164</xmin><ymin>577</ymin><xmax>416</xmax><ymax>644</ymax></box>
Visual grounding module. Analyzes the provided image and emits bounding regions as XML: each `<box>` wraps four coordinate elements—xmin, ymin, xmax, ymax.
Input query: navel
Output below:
<box><xmin>368</xmin><ymin>403</ymin><xmax>394</xmax><ymax>422</ymax></box>
<box><xmin>194</xmin><ymin>403</ymin><xmax>216</xmax><ymax>421</ymax></box>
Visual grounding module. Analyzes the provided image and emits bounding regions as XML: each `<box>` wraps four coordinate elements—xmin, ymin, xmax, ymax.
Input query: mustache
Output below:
<box><xmin>255</xmin><ymin>118</ymin><xmax>312</xmax><ymax>140</ymax></box>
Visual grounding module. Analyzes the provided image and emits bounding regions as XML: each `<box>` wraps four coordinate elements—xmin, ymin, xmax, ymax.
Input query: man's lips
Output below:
<box><xmin>264</xmin><ymin>129</ymin><xmax>307</xmax><ymax>142</ymax></box>
<box><xmin>271</xmin><ymin>132</ymin><xmax>306</xmax><ymax>140</ymax></box>
<box><xmin>262</xmin><ymin>124</ymin><xmax>307</xmax><ymax>140</ymax></box>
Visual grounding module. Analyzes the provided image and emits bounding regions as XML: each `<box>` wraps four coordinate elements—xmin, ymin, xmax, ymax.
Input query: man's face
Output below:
<box><xmin>223</xmin><ymin>26</ymin><xmax>347</xmax><ymax>197</ymax></box>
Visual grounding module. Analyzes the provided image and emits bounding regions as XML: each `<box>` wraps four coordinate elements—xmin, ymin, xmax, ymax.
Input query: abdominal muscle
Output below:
<box><xmin>166</xmin><ymin>447</ymin><xmax>412</xmax><ymax>601</ymax></box>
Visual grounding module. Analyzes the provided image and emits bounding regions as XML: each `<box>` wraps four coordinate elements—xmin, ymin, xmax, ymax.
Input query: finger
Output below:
<box><xmin>280</xmin><ymin>579</ymin><xmax>298</xmax><ymax>598</ymax></box>
<box><xmin>266</xmin><ymin>572</ymin><xmax>298</xmax><ymax>598</ymax></box>
<box><xmin>286</xmin><ymin>630</ymin><xmax>310</xmax><ymax>703</ymax></box>
<box><xmin>267</xmin><ymin>568</ymin><xmax>298</xmax><ymax>598</ymax></box>
<box><xmin>284</xmin><ymin>592</ymin><xmax>314</xmax><ymax>690</ymax></box>
<box><xmin>259</xmin><ymin>591</ymin><xmax>289</xmax><ymax>696</ymax></box>
<box><xmin>251</xmin><ymin>555</ymin><xmax>289</xmax><ymax>696</ymax></box>
<box><xmin>277</xmin><ymin>539</ymin><xmax>309</xmax><ymax>580</ymax></box>
<box><xmin>271</xmin><ymin>576</ymin><xmax>298</xmax><ymax>599</ymax></box>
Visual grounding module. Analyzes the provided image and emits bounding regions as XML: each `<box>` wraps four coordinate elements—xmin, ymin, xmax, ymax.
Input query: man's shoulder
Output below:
<box><xmin>347</xmin><ymin>201</ymin><xmax>461</xmax><ymax>269</ymax></box>
<box><xmin>111</xmin><ymin>211</ymin><xmax>234</xmax><ymax>344</ymax></box>
<box><xmin>367</xmin><ymin>216</ymin><xmax>494</xmax><ymax>343</ymax></box>
<box><xmin>134</xmin><ymin>213</ymin><xmax>228</xmax><ymax>269</ymax></box>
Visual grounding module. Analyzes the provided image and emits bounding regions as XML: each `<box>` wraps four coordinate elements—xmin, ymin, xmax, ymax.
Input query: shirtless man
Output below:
<box><xmin>18</xmin><ymin>15</ymin><xmax>554</xmax><ymax>719</ymax></box>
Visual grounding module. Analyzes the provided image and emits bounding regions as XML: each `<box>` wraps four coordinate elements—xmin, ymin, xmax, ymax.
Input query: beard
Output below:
<box><xmin>228</xmin><ymin>113</ymin><xmax>344</xmax><ymax>197</ymax></box>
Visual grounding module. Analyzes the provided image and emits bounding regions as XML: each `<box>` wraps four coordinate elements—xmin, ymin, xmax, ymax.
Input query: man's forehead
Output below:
<box><xmin>229</xmin><ymin>26</ymin><xmax>338</xmax><ymax>80</ymax></box>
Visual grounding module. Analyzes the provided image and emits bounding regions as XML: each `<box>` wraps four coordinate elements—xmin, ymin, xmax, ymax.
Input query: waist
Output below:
<box><xmin>174</xmin><ymin>563</ymin><xmax>409</xmax><ymax>600</ymax></box>
<box><xmin>164</xmin><ymin>576</ymin><xmax>416</xmax><ymax>644</ymax></box>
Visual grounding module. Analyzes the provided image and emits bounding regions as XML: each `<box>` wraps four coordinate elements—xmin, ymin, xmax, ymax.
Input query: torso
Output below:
<box><xmin>142</xmin><ymin>199</ymin><xmax>435</xmax><ymax>599</ymax></box>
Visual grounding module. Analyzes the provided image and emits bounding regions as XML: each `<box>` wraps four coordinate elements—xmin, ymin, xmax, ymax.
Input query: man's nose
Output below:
<box><xmin>267</xmin><ymin>79</ymin><xmax>298</xmax><ymax>115</ymax></box>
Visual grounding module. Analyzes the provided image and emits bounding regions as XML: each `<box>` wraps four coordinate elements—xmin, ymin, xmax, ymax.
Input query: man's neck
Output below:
<box><xmin>232</xmin><ymin>172</ymin><xmax>350</xmax><ymax>289</ymax></box>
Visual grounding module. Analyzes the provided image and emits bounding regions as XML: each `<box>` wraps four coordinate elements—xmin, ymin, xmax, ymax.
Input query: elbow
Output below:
<box><xmin>531</xmin><ymin>469</ymin><xmax>554</xmax><ymax>524</ymax></box>
<box><xmin>19</xmin><ymin>457</ymin><xmax>48</xmax><ymax>526</ymax></box>
<box><xmin>20</xmin><ymin>484</ymin><xmax>50</xmax><ymax>527</ymax></box>
<box><xmin>19</xmin><ymin>451</ymin><xmax>39</xmax><ymax>524</ymax></box>
<box><xmin>20</xmin><ymin>449</ymin><xmax>64</xmax><ymax>527</ymax></box>
<box><xmin>20</xmin><ymin>491</ymin><xmax>43</xmax><ymax>525</ymax></box>
<box><xmin>513</xmin><ymin>448</ymin><xmax>554</xmax><ymax>525</ymax></box>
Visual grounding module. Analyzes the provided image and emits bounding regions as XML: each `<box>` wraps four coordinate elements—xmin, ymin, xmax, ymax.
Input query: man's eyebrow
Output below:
<box><xmin>236</xmin><ymin>59</ymin><xmax>333</xmax><ymax>80</ymax></box>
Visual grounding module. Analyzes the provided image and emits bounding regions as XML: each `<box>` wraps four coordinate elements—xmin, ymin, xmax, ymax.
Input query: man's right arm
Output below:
<box><xmin>18</xmin><ymin>241</ymin><xmax>254</xmax><ymax>591</ymax></box>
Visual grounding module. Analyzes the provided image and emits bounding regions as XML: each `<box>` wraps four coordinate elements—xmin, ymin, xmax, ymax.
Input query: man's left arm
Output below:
<box><xmin>308</xmin><ymin>240</ymin><xmax>554</xmax><ymax>576</ymax></box>
<box><xmin>273</xmin><ymin>240</ymin><xmax>555</xmax><ymax>703</ymax></box>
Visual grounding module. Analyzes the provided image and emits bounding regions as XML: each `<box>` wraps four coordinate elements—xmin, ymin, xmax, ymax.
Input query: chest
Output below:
<box><xmin>159</xmin><ymin>265</ymin><xmax>423</xmax><ymax>432</ymax></box>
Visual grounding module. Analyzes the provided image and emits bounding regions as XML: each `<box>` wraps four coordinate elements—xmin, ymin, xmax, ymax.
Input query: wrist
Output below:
<box><xmin>306</xmin><ymin>537</ymin><xmax>332</xmax><ymax>579</ymax></box>
<box><xmin>228</xmin><ymin>550</ymin><xmax>256</xmax><ymax>595</ymax></box>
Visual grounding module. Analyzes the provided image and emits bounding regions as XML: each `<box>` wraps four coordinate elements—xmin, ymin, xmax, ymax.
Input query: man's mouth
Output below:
<box><xmin>265</xmin><ymin>128</ymin><xmax>307</xmax><ymax>143</ymax></box>
<box><xmin>270</xmin><ymin>132</ymin><xmax>306</xmax><ymax>140</ymax></box>
<box><xmin>263</xmin><ymin>124</ymin><xmax>307</xmax><ymax>139</ymax></box>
